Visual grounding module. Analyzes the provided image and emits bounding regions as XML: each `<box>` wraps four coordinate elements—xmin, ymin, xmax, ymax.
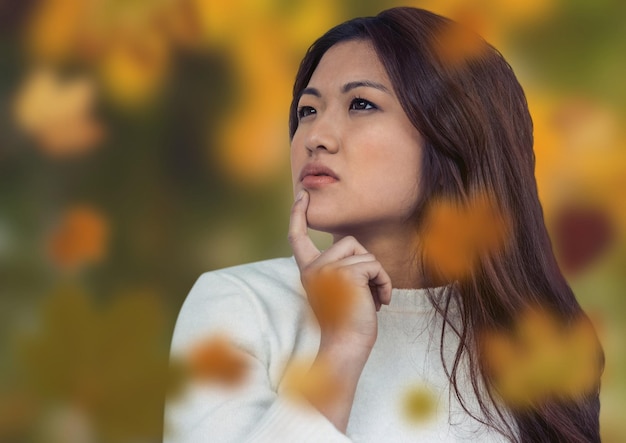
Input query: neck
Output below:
<box><xmin>332</xmin><ymin>226</ymin><xmax>424</xmax><ymax>289</ymax></box>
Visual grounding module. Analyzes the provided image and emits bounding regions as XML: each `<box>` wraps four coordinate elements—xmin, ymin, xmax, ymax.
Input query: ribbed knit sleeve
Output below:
<box><xmin>164</xmin><ymin>259</ymin><xmax>352</xmax><ymax>443</ymax></box>
<box><xmin>245</xmin><ymin>397</ymin><xmax>352</xmax><ymax>443</ymax></box>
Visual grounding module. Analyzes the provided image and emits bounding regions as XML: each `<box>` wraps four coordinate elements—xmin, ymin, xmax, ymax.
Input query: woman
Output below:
<box><xmin>166</xmin><ymin>7</ymin><xmax>603</xmax><ymax>442</ymax></box>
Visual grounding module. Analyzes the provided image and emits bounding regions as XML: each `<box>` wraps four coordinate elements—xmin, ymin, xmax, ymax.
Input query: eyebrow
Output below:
<box><xmin>299</xmin><ymin>80</ymin><xmax>391</xmax><ymax>99</ymax></box>
<box><xmin>342</xmin><ymin>80</ymin><xmax>390</xmax><ymax>94</ymax></box>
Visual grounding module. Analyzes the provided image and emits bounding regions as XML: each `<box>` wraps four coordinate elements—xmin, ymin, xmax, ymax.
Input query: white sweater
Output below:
<box><xmin>165</xmin><ymin>257</ymin><xmax>513</xmax><ymax>442</ymax></box>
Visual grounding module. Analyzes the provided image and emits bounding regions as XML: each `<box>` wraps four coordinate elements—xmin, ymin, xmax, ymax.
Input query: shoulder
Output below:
<box><xmin>194</xmin><ymin>256</ymin><xmax>301</xmax><ymax>292</ymax></box>
<box><xmin>185</xmin><ymin>257</ymin><xmax>302</xmax><ymax>314</ymax></box>
<box><xmin>170</xmin><ymin>257</ymin><xmax>309</xmax><ymax>357</ymax></box>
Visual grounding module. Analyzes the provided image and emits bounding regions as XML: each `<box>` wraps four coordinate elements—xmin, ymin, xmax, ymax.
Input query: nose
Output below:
<box><xmin>304</xmin><ymin>113</ymin><xmax>340</xmax><ymax>155</ymax></box>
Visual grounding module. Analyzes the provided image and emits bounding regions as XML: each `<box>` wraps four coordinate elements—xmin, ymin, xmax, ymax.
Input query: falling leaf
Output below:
<box><xmin>480</xmin><ymin>306</ymin><xmax>601</xmax><ymax>409</ymax></box>
<box><xmin>305</xmin><ymin>271</ymin><xmax>359</xmax><ymax>331</ymax></box>
<box><xmin>420</xmin><ymin>193</ymin><xmax>510</xmax><ymax>282</ymax></box>
<box><xmin>187</xmin><ymin>335</ymin><xmax>250</xmax><ymax>387</ymax></box>
<box><xmin>432</xmin><ymin>20</ymin><xmax>486</xmax><ymax>68</ymax></box>
<box><xmin>281</xmin><ymin>357</ymin><xmax>338</xmax><ymax>410</ymax></box>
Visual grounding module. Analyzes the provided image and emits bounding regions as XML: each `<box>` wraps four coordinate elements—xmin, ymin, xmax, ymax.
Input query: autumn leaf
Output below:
<box><xmin>281</xmin><ymin>357</ymin><xmax>340</xmax><ymax>411</ymax></box>
<box><xmin>188</xmin><ymin>335</ymin><xmax>250</xmax><ymax>387</ymax></box>
<box><xmin>421</xmin><ymin>193</ymin><xmax>510</xmax><ymax>281</ymax></box>
<box><xmin>13</xmin><ymin>68</ymin><xmax>104</xmax><ymax>157</ymax></box>
<box><xmin>305</xmin><ymin>271</ymin><xmax>359</xmax><ymax>331</ymax></box>
<box><xmin>46</xmin><ymin>205</ymin><xmax>109</xmax><ymax>271</ymax></box>
<box><xmin>481</xmin><ymin>306</ymin><xmax>601</xmax><ymax>409</ymax></box>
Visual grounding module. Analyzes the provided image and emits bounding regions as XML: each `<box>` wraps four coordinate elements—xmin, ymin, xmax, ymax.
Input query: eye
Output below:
<box><xmin>297</xmin><ymin>106</ymin><xmax>316</xmax><ymax>120</ymax></box>
<box><xmin>349</xmin><ymin>98</ymin><xmax>377</xmax><ymax>111</ymax></box>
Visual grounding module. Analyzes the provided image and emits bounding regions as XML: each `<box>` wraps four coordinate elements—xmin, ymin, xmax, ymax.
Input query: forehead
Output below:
<box><xmin>307</xmin><ymin>39</ymin><xmax>391</xmax><ymax>89</ymax></box>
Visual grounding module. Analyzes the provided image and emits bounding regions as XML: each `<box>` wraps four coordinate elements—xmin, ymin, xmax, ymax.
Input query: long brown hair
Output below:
<box><xmin>289</xmin><ymin>7</ymin><xmax>603</xmax><ymax>443</ymax></box>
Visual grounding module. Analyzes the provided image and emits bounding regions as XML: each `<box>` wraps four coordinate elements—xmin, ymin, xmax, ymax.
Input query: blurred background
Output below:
<box><xmin>0</xmin><ymin>0</ymin><xmax>624</xmax><ymax>441</ymax></box>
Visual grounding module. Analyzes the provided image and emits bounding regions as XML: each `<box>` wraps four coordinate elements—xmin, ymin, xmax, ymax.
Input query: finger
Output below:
<box><xmin>326</xmin><ymin>253</ymin><xmax>376</xmax><ymax>268</ymax></box>
<box><xmin>288</xmin><ymin>190</ymin><xmax>320</xmax><ymax>269</ymax></box>
<box><xmin>340</xmin><ymin>260</ymin><xmax>392</xmax><ymax>306</ymax></box>
<box><xmin>374</xmin><ymin>295</ymin><xmax>381</xmax><ymax>312</ymax></box>
<box><xmin>368</xmin><ymin>283</ymin><xmax>383</xmax><ymax>312</ymax></box>
<box><xmin>360</xmin><ymin>261</ymin><xmax>393</xmax><ymax>306</ymax></box>
<box><xmin>313</xmin><ymin>235</ymin><xmax>370</xmax><ymax>267</ymax></box>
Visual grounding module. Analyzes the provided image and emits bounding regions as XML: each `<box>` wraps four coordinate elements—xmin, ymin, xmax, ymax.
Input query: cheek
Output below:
<box><xmin>290</xmin><ymin>140</ymin><xmax>304</xmax><ymax>186</ymax></box>
<box><xmin>389</xmin><ymin>155</ymin><xmax>421</xmax><ymax>199</ymax></box>
<box><xmin>355</xmin><ymin>139</ymin><xmax>421</xmax><ymax>203</ymax></box>
<box><xmin>357</xmin><ymin>134</ymin><xmax>421</xmax><ymax>180</ymax></box>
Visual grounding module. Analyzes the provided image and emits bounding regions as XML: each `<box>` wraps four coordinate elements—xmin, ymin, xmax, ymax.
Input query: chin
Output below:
<box><xmin>305</xmin><ymin>195</ymin><xmax>377</xmax><ymax>234</ymax></box>
<box><xmin>307</xmin><ymin>210</ymin><xmax>369</xmax><ymax>237</ymax></box>
<box><xmin>304</xmin><ymin>203</ymin><xmax>344</xmax><ymax>232</ymax></box>
<box><xmin>306</xmin><ymin>212</ymin><xmax>337</xmax><ymax>233</ymax></box>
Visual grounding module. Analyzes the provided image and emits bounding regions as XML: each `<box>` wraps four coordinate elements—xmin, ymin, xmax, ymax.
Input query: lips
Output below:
<box><xmin>298</xmin><ymin>164</ymin><xmax>339</xmax><ymax>182</ymax></box>
<box><xmin>299</xmin><ymin>163</ymin><xmax>339</xmax><ymax>189</ymax></box>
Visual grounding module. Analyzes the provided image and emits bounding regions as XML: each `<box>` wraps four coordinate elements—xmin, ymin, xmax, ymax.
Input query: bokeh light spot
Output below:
<box><xmin>46</xmin><ymin>205</ymin><xmax>109</xmax><ymax>272</ymax></box>
<box><xmin>25</xmin><ymin>0</ymin><xmax>86</xmax><ymax>60</ymax></box>
<box><xmin>98</xmin><ymin>30</ymin><xmax>171</xmax><ymax>107</ymax></box>
<box><xmin>401</xmin><ymin>384</ymin><xmax>438</xmax><ymax>425</ymax></box>
<box><xmin>553</xmin><ymin>204</ymin><xmax>615</xmax><ymax>275</ymax></box>
<box><xmin>13</xmin><ymin>68</ymin><xmax>104</xmax><ymax>157</ymax></box>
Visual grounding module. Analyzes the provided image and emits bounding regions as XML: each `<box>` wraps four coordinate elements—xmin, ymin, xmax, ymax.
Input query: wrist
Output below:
<box><xmin>319</xmin><ymin>332</ymin><xmax>375</xmax><ymax>363</ymax></box>
<box><xmin>302</xmin><ymin>342</ymin><xmax>370</xmax><ymax>432</ymax></box>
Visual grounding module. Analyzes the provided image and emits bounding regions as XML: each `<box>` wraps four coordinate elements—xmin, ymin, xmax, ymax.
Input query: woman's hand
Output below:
<box><xmin>287</xmin><ymin>190</ymin><xmax>392</xmax><ymax>432</ymax></box>
<box><xmin>288</xmin><ymin>190</ymin><xmax>392</xmax><ymax>349</ymax></box>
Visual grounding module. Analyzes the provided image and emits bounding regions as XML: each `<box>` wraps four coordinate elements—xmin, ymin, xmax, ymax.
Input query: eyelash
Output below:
<box><xmin>297</xmin><ymin>97</ymin><xmax>378</xmax><ymax>121</ymax></box>
<box><xmin>349</xmin><ymin>97</ymin><xmax>377</xmax><ymax>111</ymax></box>
<box><xmin>297</xmin><ymin>106</ymin><xmax>316</xmax><ymax>120</ymax></box>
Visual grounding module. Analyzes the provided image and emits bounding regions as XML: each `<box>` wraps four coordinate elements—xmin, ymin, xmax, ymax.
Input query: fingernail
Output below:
<box><xmin>296</xmin><ymin>190</ymin><xmax>305</xmax><ymax>201</ymax></box>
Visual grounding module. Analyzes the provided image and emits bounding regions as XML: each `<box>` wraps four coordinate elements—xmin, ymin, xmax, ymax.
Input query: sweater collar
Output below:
<box><xmin>383</xmin><ymin>286</ymin><xmax>450</xmax><ymax>313</ymax></box>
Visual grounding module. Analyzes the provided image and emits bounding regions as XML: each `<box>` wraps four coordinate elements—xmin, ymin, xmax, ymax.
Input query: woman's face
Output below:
<box><xmin>291</xmin><ymin>39</ymin><xmax>424</xmax><ymax>235</ymax></box>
